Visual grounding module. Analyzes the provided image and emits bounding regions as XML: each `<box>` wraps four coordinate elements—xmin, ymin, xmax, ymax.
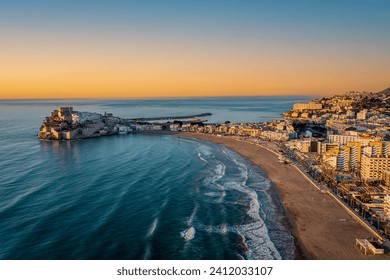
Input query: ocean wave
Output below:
<box><xmin>187</xmin><ymin>204</ymin><xmax>198</xmax><ymax>227</ymax></box>
<box><xmin>161</xmin><ymin>198</ymin><xmax>169</xmax><ymax>210</ymax></box>
<box><xmin>196</xmin><ymin>144</ymin><xmax>212</xmax><ymax>157</ymax></box>
<box><xmin>202</xmin><ymin>162</ymin><xmax>225</xmax><ymax>187</ymax></box>
<box><xmin>239</xmin><ymin>220</ymin><xmax>281</xmax><ymax>260</ymax></box>
<box><xmin>233</xmin><ymin>159</ymin><xmax>249</xmax><ymax>185</ymax></box>
<box><xmin>218</xmin><ymin>223</ymin><xmax>228</xmax><ymax>235</ymax></box>
<box><xmin>223</xmin><ymin>181</ymin><xmax>255</xmax><ymax>197</ymax></box>
<box><xmin>204</xmin><ymin>168</ymin><xmax>282</xmax><ymax>260</ymax></box>
<box><xmin>213</xmin><ymin>163</ymin><xmax>225</xmax><ymax>183</ymax></box>
<box><xmin>222</xmin><ymin>149</ymin><xmax>228</xmax><ymax>156</ymax></box>
<box><xmin>215</xmin><ymin>182</ymin><xmax>224</xmax><ymax>190</ymax></box>
<box><xmin>143</xmin><ymin>244</ymin><xmax>152</xmax><ymax>260</ymax></box>
<box><xmin>255</xmin><ymin>180</ymin><xmax>271</xmax><ymax>192</ymax></box>
<box><xmin>180</xmin><ymin>227</ymin><xmax>195</xmax><ymax>241</ymax></box>
<box><xmin>193</xmin><ymin>145</ymin><xmax>284</xmax><ymax>259</ymax></box>
<box><xmin>197</xmin><ymin>152</ymin><xmax>208</xmax><ymax>163</ymax></box>
<box><xmin>198</xmin><ymin>223</ymin><xmax>236</xmax><ymax>234</ymax></box>
<box><xmin>204</xmin><ymin>192</ymin><xmax>222</xmax><ymax>197</ymax></box>
<box><xmin>146</xmin><ymin>218</ymin><xmax>158</xmax><ymax>238</ymax></box>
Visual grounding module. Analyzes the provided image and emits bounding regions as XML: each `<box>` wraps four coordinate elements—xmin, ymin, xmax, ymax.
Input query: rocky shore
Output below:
<box><xmin>37</xmin><ymin>107</ymin><xmax>130</xmax><ymax>140</ymax></box>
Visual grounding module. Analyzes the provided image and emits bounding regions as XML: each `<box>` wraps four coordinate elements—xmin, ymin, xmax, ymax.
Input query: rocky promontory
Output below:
<box><xmin>38</xmin><ymin>107</ymin><xmax>131</xmax><ymax>140</ymax></box>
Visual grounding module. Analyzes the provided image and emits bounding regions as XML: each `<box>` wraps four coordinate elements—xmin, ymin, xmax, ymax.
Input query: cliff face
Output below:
<box><xmin>38</xmin><ymin>107</ymin><xmax>120</xmax><ymax>140</ymax></box>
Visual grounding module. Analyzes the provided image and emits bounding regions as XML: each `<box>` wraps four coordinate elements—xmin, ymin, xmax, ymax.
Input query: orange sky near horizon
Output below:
<box><xmin>1</xmin><ymin>1</ymin><xmax>390</xmax><ymax>99</ymax></box>
<box><xmin>1</xmin><ymin>39</ymin><xmax>389</xmax><ymax>99</ymax></box>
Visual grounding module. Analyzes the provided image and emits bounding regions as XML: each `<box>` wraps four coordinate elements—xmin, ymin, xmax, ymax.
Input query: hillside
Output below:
<box><xmin>376</xmin><ymin>87</ymin><xmax>390</xmax><ymax>96</ymax></box>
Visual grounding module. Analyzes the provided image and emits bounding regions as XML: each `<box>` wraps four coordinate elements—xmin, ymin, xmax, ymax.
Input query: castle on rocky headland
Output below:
<box><xmin>38</xmin><ymin>107</ymin><xmax>125</xmax><ymax>140</ymax></box>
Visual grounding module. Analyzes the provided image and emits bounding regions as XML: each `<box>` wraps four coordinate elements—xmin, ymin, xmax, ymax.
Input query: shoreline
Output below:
<box><xmin>175</xmin><ymin>132</ymin><xmax>390</xmax><ymax>260</ymax></box>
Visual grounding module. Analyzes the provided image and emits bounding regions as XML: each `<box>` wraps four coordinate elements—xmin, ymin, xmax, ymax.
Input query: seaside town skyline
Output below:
<box><xmin>1</xmin><ymin>0</ymin><xmax>390</xmax><ymax>99</ymax></box>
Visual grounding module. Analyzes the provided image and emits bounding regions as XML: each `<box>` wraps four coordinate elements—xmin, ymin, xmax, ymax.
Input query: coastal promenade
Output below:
<box><xmin>176</xmin><ymin>132</ymin><xmax>390</xmax><ymax>260</ymax></box>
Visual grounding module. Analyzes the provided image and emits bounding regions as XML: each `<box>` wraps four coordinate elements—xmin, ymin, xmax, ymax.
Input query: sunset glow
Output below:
<box><xmin>1</xmin><ymin>0</ymin><xmax>389</xmax><ymax>99</ymax></box>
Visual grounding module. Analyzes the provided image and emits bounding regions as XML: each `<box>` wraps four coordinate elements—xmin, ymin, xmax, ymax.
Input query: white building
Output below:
<box><xmin>293</xmin><ymin>102</ymin><xmax>322</xmax><ymax>111</ymax></box>
<box><xmin>260</xmin><ymin>130</ymin><xmax>295</xmax><ymax>141</ymax></box>
<box><xmin>357</xmin><ymin>109</ymin><xmax>368</xmax><ymax>120</ymax></box>
<box><xmin>361</xmin><ymin>154</ymin><xmax>390</xmax><ymax>180</ymax></box>
<box><xmin>72</xmin><ymin>111</ymin><xmax>102</xmax><ymax>124</ymax></box>
<box><xmin>328</xmin><ymin>134</ymin><xmax>357</xmax><ymax>145</ymax></box>
<box><xmin>337</xmin><ymin>147</ymin><xmax>350</xmax><ymax>172</ymax></box>
<box><xmin>169</xmin><ymin>124</ymin><xmax>181</xmax><ymax>131</ymax></box>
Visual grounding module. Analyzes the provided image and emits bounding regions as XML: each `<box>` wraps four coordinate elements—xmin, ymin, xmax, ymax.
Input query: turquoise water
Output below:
<box><xmin>0</xmin><ymin>96</ymin><xmax>310</xmax><ymax>259</ymax></box>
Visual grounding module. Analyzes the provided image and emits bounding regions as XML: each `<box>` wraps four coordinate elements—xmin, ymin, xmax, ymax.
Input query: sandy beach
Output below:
<box><xmin>176</xmin><ymin>132</ymin><xmax>390</xmax><ymax>260</ymax></box>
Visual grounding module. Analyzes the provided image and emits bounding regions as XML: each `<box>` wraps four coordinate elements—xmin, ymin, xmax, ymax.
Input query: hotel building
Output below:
<box><xmin>361</xmin><ymin>154</ymin><xmax>390</xmax><ymax>180</ymax></box>
<box><xmin>292</xmin><ymin>102</ymin><xmax>322</xmax><ymax>111</ymax></box>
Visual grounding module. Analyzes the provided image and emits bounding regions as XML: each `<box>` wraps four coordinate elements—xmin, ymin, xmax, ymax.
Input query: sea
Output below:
<box><xmin>0</xmin><ymin>96</ymin><xmax>311</xmax><ymax>260</ymax></box>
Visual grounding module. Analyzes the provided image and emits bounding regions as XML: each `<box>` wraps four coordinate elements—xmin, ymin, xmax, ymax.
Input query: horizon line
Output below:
<box><xmin>0</xmin><ymin>93</ymin><xmax>327</xmax><ymax>101</ymax></box>
<box><xmin>0</xmin><ymin>95</ymin><xmax>320</xmax><ymax>101</ymax></box>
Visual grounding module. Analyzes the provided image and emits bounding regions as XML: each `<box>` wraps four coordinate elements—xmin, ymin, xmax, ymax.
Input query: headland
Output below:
<box><xmin>37</xmin><ymin>106</ymin><xmax>208</xmax><ymax>140</ymax></box>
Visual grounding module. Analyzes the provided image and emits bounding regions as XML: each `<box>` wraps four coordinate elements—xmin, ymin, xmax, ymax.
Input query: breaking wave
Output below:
<box><xmin>146</xmin><ymin>218</ymin><xmax>158</xmax><ymax>238</ymax></box>
<box><xmin>192</xmin><ymin>140</ymin><xmax>294</xmax><ymax>259</ymax></box>
<box><xmin>180</xmin><ymin>227</ymin><xmax>195</xmax><ymax>241</ymax></box>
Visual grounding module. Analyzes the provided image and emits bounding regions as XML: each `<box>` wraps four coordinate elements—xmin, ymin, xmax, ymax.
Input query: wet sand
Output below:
<box><xmin>176</xmin><ymin>133</ymin><xmax>389</xmax><ymax>260</ymax></box>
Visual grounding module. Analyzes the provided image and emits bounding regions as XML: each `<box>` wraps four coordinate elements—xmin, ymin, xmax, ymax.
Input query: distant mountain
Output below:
<box><xmin>376</xmin><ymin>87</ymin><xmax>390</xmax><ymax>96</ymax></box>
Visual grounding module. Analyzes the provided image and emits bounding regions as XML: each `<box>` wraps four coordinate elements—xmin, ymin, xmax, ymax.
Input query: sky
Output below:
<box><xmin>0</xmin><ymin>0</ymin><xmax>389</xmax><ymax>99</ymax></box>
